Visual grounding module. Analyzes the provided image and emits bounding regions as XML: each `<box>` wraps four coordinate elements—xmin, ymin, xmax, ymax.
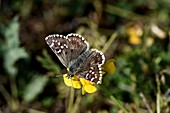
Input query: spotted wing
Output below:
<box><xmin>66</xmin><ymin>33</ymin><xmax>89</xmax><ymax>61</ymax></box>
<box><xmin>45</xmin><ymin>33</ymin><xmax>89</xmax><ymax>67</ymax></box>
<box><xmin>45</xmin><ymin>34</ymin><xmax>70</xmax><ymax>67</ymax></box>
<box><xmin>72</xmin><ymin>49</ymin><xmax>105</xmax><ymax>84</ymax></box>
<box><xmin>78</xmin><ymin>65</ymin><xmax>103</xmax><ymax>84</ymax></box>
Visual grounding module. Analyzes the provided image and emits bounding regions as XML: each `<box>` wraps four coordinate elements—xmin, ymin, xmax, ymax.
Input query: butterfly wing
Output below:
<box><xmin>71</xmin><ymin>49</ymin><xmax>105</xmax><ymax>84</ymax></box>
<box><xmin>66</xmin><ymin>33</ymin><xmax>89</xmax><ymax>61</ymax></box>
<box><xmin>45</xmin><ymin>33</ymin><xmax>89</xmax><ymax>67</ymax></box>
<box><xmin>78</xmin><ymin>65</ymin><xmax>103</xmax><ymax>84</ymax></box>
<box><xmin>45</xmin><ymin>34</ymin><xmax>70</xmax><ymax>67</ymax></box>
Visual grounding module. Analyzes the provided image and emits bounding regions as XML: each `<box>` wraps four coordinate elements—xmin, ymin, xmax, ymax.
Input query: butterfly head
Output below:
<box><xmin>66</xmin><ymin>68</ymin><xmax>74</xmax><ymax>78</ymax></box>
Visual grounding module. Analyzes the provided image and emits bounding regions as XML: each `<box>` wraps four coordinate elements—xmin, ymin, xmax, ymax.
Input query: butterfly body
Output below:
<box><xmin>45</xmin><ymin>33</ymin><xmax>105</xmax><ymax>84</ymax></box>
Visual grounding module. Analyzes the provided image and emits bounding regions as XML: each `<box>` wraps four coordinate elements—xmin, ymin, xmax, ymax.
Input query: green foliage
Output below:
<box><xmin>0</xmin><ymin>18</ymin><xmax>49</xmax><ymax>112</ymax></box>
<box><xmin>37</xmin><ymin>49</ymin><xmax>61</xmax><ymax>75</ymax></box>
<box><xmin>0</xmin><ymin>17</ymin><xmax>28</xmax><ymax>77</ymax></box>
<box><xmin>23</xmin><ymin>75</ymin><xmax>48</xmax><ymax>102</ymax></box>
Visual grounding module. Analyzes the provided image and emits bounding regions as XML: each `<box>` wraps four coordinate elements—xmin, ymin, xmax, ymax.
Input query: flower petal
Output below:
<box><xmin>80</xmin><ymin>78</ymin><xmax>97</xmax><ymax>93</ymax></box>
<box><xmin>84</xmin><ymin>84</ymin><xmax>97</xmax><ymax>93</ymax></box>
<box><xmin>127</xmin><ymin>27</ymin><xmax>142</xmax><ymax>45</ymax></box>
<box><xmin>79</xmin><ymin>78</ymin><xmax>94</xmax><ymax>86</ymax></box>
<box><xmin>102</xmin><ymin>59</ymin><xmax>116</xmax><ymax>74</ymax></box>
<box><xmin>72</xmin><ymin>81</ymin><xmax>82</xmax><ymax>89</ymax></box>
<box><xmin>79</xmin><ymin>78</ymin><xmax>86</xmax><ymax>86</ymax></box>
<box><xmin>63</xmin><ymin>74</ymin><xmax>81</xmax><ymax>89</ymax></box>
<box><xmin>81</xmin><ymin>86</ymin><xmax>86</xmax><ymax>95</ymax></box>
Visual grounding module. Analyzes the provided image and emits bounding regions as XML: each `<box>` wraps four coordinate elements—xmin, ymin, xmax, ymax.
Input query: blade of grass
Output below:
<box><xmin>101</xmin><ymin>32</ymin><xmax>117</xmax><ymax>53</ymax></box>
<box><xmin>105</xmin><ymin>4</ymin><xmax>148</xmax><ymax>21</ymax></box>
<box><xmin>67</xmin><ymin>88</ymin><xmax>74</xmax><ymax>113</ymax></box>
<box><xmin>10</xmin><ymin>77</ymin><xmax>18</xmax><ymax>100</ymax></box>
<box><xmin>0</xmin><ymin>85</ymin><xmax>12</xmax><ymax>107</ymax></box>
<box><xmin>101</xmin><ymin>84</ymin><xmax>129</xmax><ymax>113</ymax></box>
<box><xmin>156</xmin><ymin>74</ymin><xmax>160</xmax><ymax>113</ymax></box>
<box><xmin>72</xmin><ymin>93</ymin><xmax>81</xmax><ymax>113</ymax></box>
<box><xmin>0</xmin><ymin>84</ymin><xmax>18</xmax><ymax>111</ymax></box>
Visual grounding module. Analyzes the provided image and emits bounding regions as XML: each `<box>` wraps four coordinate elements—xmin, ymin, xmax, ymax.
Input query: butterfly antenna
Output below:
<box><xmin>55</xmin><ymin>74</ymin><xmax>64</xmax><ymax>78</ymax></box>
<box><xmin>49</xmin><ymin>73</ymin><xmax>66</xmax><ymax>78</ymax></box>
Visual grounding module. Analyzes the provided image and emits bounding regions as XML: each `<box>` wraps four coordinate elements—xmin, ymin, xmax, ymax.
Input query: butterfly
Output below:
<box><xmin>45</xmin><ymin>33</ymin><xmax>105</xmax><ymax>84</ymax></box>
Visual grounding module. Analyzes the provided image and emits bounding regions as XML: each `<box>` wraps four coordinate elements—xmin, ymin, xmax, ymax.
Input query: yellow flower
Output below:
<box><xmin>102</xmin><ymin>59</ymin><xmax>116</xmax><ymax>74</ymax></box>
<box><xmin>80</xmin><ymin>78</ymin><xmax>97</xmax><ymax>95</ymax></box>
<box><xmin>127</xmin><ymin>27</ymin><xmax>142</xmax><ymax>45</ymax></box>
<box><xmin>63</xmin><ymin>74</ymin><xmax>97</xmax><ymax>95</ymax></box>
<box><xmin>63</xmin><ymin>59</ymin><xmax>116</xmax><ymax>95</ymax></box>
<box><xmin>63</xmin><ymin>74</ymin><xmax>81</xmax><ymax>89</ymax></box>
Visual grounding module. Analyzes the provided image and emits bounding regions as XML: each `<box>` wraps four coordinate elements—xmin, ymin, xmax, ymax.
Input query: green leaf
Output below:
<box><xmin>4</xmin><ymin>17</ymin><xmax>20</xmax><ymax>48</ymax></box>
<box><xmin>0</xmin><ymin>17</ymin><xmax>29</xmax><ymax>77</ymax></box>
<box><xmin>23</xmin><ymin>75</ymin><xmax>48</xmax><ymax>102</ymax></box>
<box><xmin>37</xmin><ymin>49</ymin><xmax>61</xmax><ymax>74</ymax></box>
<box><xmin>4</xmin><ymin>48</ymin><xmax>28</xmax><ymax>76</ymax></box>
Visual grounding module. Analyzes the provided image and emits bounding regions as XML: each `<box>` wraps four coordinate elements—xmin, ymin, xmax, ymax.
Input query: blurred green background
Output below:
<box><xmin>0</xmin><ymin>0</ymin><xmax>170</xmax><ymax>113</ymax></box>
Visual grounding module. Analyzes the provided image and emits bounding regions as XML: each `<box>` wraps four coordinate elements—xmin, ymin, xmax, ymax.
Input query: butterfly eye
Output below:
<box><xmin>69</xmin><ymin>66</ymin><xmax>73</xmax><ymax>72</ymax></box>
<box><xmin>71</xmin><ymin>49</ymin><xmax>74</xmax><ymax>52</ymax></box>
<box><xmin>66</xmin><ymin>74</ymin><xmax>74</xmax><ymax>78</ymax></box>
<box><xmin>65</xmin><ymin>51</ymin><xmax>68</xmax><ymax>55</ymax></box>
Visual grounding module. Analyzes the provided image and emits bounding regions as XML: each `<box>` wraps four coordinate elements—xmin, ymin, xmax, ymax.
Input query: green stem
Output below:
<box><xmin>0</xmin><ymin>85</ymin><xmax>12</xmax><ymax>108</ymax></box>
<box><xmin>104</xmin><ymin>4</ymin><xmax>148</xmax><ymax>21</ymax></box>
<box><xmin>10</xmin><ymin>77</ymin><xmax>18</xmax><ymax>99</ymax></box>
<box><xmin>156</xmin><ymin>74</ymin><xmax>160</xmax><ymax>113</ymax></box>
<box><xmin>72</xmin><ymin>93</ymin><xmax>81</xmax><ymax>113</ymax></box>
<box><xmin>102</xmin><ymin>32</ymin><xmax>117</xmax><ymax>53</ymax></box>
<box><xmin>0</xmin><ymin>80</ymin><xmax>19</xmax><ymax>112</ymax></box>
<box><xmin>101</xmin><ymin>85</ymin><xmax>129</xmax><ymax>113</ymax></box>
<box><xmin>67</xmin><ymin>88</ymin><xmax>74</xmax><ymax>113</ymax></box>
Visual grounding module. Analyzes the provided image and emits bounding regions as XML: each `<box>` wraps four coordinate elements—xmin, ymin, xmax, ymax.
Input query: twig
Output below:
<box><xmin>156</xmin><ymin>74</ymin><xmax>161</xmax><ymax>113</ymax></box>
<box><xmin>139</xmin><ymin>92</ymin><xmax>153</xmax><ymax>113</ymax></box>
